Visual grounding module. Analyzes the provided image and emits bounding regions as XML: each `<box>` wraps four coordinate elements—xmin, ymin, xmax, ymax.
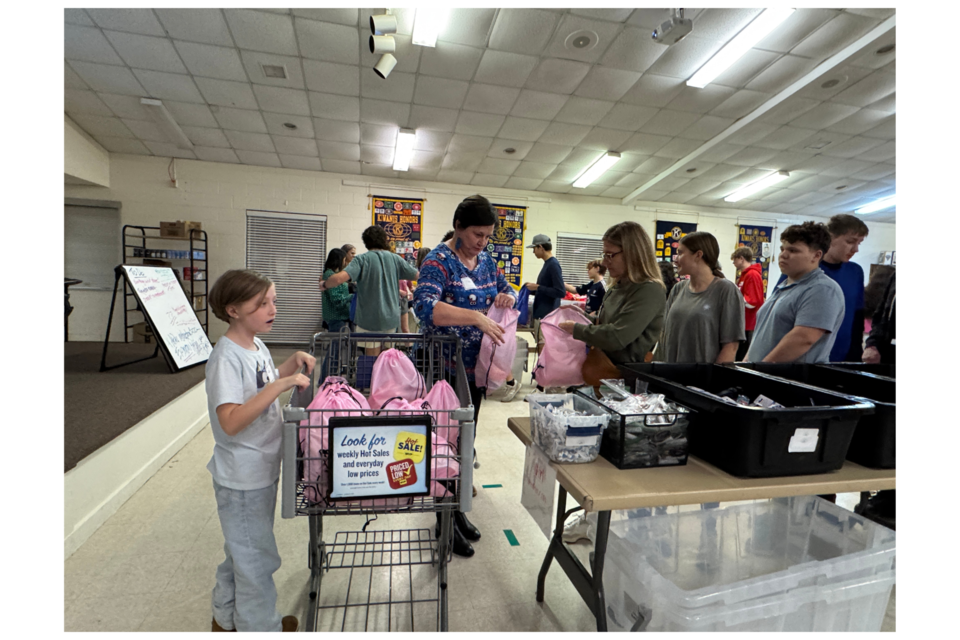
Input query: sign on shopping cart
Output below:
<box><xmin>328</xmin><ymin>416</ymin><xmax>432</xmax><ymax>500</ymax></box>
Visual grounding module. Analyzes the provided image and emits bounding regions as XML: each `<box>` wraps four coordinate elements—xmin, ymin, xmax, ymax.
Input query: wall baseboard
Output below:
<box><xmin>64</xmin><ymin>381</ymin><xmax>208</xmax><ymax>559</ymax></box>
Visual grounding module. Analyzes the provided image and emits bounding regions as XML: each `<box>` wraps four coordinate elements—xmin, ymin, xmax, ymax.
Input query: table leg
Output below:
<box><xmin>592</xmin><ymin>511</ymin><xmax>611</xmax><ymax>631</ymax></box>
<box><xmin>536</xmin><ymin>486</ymin><xmax>567</xmax><ymax>602</ymax></box>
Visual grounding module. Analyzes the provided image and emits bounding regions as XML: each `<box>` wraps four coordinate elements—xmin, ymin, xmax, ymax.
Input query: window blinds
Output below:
<box><xmin>555</xmin><ymin>232</ymin><xmax>605</xmax><ymax>288</ymax></box>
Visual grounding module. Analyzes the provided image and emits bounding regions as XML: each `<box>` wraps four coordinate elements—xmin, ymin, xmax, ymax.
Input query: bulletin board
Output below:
<box><xmin>655</xmin><ymin>221</ymin><xmax>698</xmax><ymax>263</ymax></box>
<box><xmin>371</xmin><ymin>195</ymin><xmax>424</xmax><ymax>267</ymax></box>
<box><xmin>489</xmin><ymin>203</ymin><xmax>526</xmax><ymax>291</ymax></box>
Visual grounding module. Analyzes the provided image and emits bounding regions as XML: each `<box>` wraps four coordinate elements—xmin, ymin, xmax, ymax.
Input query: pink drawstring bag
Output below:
<box><xmin>368</xmin><ymin>349</ymin><xmax>426</xmax><ymax>410</ymax></box>
<box><xmin>380</xmin><ymin>396</ymin><xmax>460</xmax><ymax>499</ymax></box>
<box><xmin>533</xmin><ymin>306</ymin><xmax>592</xmax><ymax>388</ymax></box>
<box><xmin>475</xmin><ymin>305</ymin><xmax>520</xmax><ymax>393</ymax></box>
<box><xmin>414</xmin><ymin>380</ymin><xmax>461</xmax><ymax>447</ymax></box>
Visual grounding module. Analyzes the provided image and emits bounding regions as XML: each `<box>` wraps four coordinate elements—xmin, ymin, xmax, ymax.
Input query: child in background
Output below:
<box><xmin>205</xmin><ymin>269</ymin><xmax>315</xmax><ymax>632</ymax></box>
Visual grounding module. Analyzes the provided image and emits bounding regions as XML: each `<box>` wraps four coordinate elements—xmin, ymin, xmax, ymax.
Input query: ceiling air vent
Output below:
<box><xmin>261</xmin><ymin>64</ymin><xmax>288</xmax><ymax>79</ymax></box>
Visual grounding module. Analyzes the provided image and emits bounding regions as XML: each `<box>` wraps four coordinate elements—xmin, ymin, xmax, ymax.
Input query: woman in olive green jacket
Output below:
<box><xmin>559</xmin><ymin>221</ymin><xmax>666</xmax><ymax>365</ymax></box>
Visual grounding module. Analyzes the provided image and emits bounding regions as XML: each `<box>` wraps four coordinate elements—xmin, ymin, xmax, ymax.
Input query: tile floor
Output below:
<box><xmin>64</xmin><ymin>348</ymin><xmax>895</xmax><ymax>632</ymax></box>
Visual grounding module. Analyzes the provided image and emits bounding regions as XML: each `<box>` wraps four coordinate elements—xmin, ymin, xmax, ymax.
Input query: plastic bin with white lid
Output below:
<box><xmin>603</xmin><ymin>496</ymin><xmax>895</xmax><ymax>632</ymax></box>
<box><xmin>527</xmin><ymin>393</ymin><xmax>609</xmax><ymax>464</ymax></box>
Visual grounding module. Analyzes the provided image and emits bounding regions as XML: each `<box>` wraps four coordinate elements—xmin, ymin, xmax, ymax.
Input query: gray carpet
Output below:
<box><xmin>64</xmin><ymin>341</ymin><xmax>297</xmax><ymax>472</ymax></box>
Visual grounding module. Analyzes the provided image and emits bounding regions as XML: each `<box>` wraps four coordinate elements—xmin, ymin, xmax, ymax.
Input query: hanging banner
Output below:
<box><xmin>520</xmin><ymin>443</ymin><xmax>557</xmax><ymax>540</ymax></box>
<box><xmin>655</xmin><ymin>221</ymin><xmax>698</xmax><ymax>263</ymax></box>
<box><xmin>489</xmin><ymin>203</ymin><xmax>526</xmax><ymax>291</ymax></box>
<box><xmin>737</xmin><ymin>225</ymin><xmax>775</xmax><ymax>294</ymax></box>
<box><xmin>371</xmin><ymin>195</ymin><xmax>424</xmax><ymax>267</ymax></box>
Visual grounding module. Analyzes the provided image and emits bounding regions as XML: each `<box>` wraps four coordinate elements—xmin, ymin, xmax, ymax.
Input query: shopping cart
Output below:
<box><xmin>281</xmin><ymin>331</ymin><xmax>475</xmax><ymax>632</ymax></box>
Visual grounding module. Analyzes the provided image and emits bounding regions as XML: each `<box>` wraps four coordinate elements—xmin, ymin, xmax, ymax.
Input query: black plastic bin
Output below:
<box><xmin>734</xmin><ymin>363</ymin><xmax>895</xmax><ymax>469</ymax></box>
<box><xmin>574</xmin><ymin>386</ymin><xmax>695</xmax><ymax>470</ymax></box>
<box><xmin>820</xmin><ymin>362</ymin><xmax>895</xmax><ymax>379</ymax></box>
<box><xmin>620</xmin><ymin>363</ymin><xmax>874</xmax><ymax>478</ymax></box>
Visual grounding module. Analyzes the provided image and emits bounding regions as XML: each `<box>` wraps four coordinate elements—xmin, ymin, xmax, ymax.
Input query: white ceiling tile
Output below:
<box><xmin>850</xmin><ymin>164</ymin><xmax>895</xmax><ymax>181</ymax></box>
<box><xmin>472</xmin><ymin>174</ymin><xmax>511</xmax><ymax>188</ymax></box>
<box><xmin>361</xmin><ymin>163</ymin><xmax>400</xmax><ymax>179</ymax></box>
<box><xmin>790</xmin><ymin>102</ymin><xmax>861</xmax><ymax>129</ymax></box>
<box><xmin>760</xmin><ymin>96</ymin><xmax>822</xmax><ymax>125</ymax></box>
<box><xmin>639</xmin><ymin>109</ymin><xmax>701</xmax><ymax>137</ymax></box>
<box><xmin>709</xmin><ymin>89</ymin><xmax>773</xmax><ymax>119</ymax></box>
<box><xmin>180</xmin><ymin>126</ymin><xmax>231</xmax><ymax>148</ymax></box>
<box><xmin>615</xmin><ymin>173</ymin><xmax>648</xmax><ymax>189</ymax></box>
<box><xmin>317</xmin><ymin>141</ymin><xmax>361</xmax><ymax>161</ymax></box>
<box><xmin>847</xmin><ymin>28</ymin><xmax>897</xmax><ymax>70</ymax></box>
<box><xmin>753</xmin><ymin>126</ymin><xmax>819</xmax><ymax>151</ymax></box>
<box><xmin>867</xmin><ymin>92</ymin><xmax>895</xmax><ymax>115</ymax></box>
<box><xmin>496</xmin><ymin>117</ymin><xmax>549</xmax><ymax>142</ymax></box>
<box><xmin>677</xmin><ymin>114</ymin><xmax>735</xmax><ymax>141</ymax></box>
<box><xmin>462</xmin><ymin>84</ymin><xmax>521</xmax><ymax>116</ymax></box>
<box><xmin>409</xmin><ymin>151</ymin><xmax>444</xmax><ymax>172</ymax></box>
<box><xmin>571</xmin><ymin>9</ymin><xmax>634</xmax><ymax>23</ymax></box>
<box><xmin>524</xmin><ymin>143</ymin><xmax>574</xmax><ymax>164</ymax></box>
<box><xmin>553</xmin><ymin>96</ymin><xmax>614</xmax><ymax>126</ymax></box>
<box><xmin>659</xmin><ymin>191</ymin><xmax>698</xmax><ymax>204</ymax></box>
<box><xmin>413</xmin><ymin>130</ymin><xmax>453</xmax><ymax>153</ymax></box>
<box><xmin>441</xmin><ymin>152</ymin><xmax>485</xmax><ymax>172</ymax></box>
<box><xmin>65</xmin><ymin>63</ymin><xmax>88</xmax><ymax>90</ymax></box>
<box><xmin>359</xmin><ymin>100</ymin><xmax>411</xmax><ymax>127</ymax></box>
<box><xmin>314</xmin><ymin>118</ymin><xmax>360</xmax><ymax>143</ymax></box>
<box><xmin>525</xmin><ymin>58</ymin><xmax>592</xmax><ymax>95</ymax></box>
<box><xmin>294</xmin><ymin>18</ymin><xmax>358</xmax><ymax>63</ymax></box>
<box><xmin>65</xmin><ymin>90</ymin><xmax>113</xmax><ymax>117</ymax></box>
<box><xmin>292</xmin><ymin>9</ymin><xmax>357</xmax><ymax>25</ymax></box>
<box><xmin>436</xmin><ymin>170</ymin><xmax>475</xmax><ymax>185</ymax></box>
<box><xmin>561</xmin><ymin>147</ymin><xmax>606</xmax><ymax>168</ymax></box>
<box><xmin>784</xmin><ymin>174</ymin><xmax>838</xmax><ymax>192</ymax></box>
<box><xmin>611</xmin><ymin>153</ymin><xmax>652</xmax><ymax>173</ymax></box>
<box><xmin>448</xmin><ymin>134</ymin><xmax>494</xmax><ymax>154</ymax></box>
<box><xmin>252</xmin><ymin>85</ymin><xmax>310</xmax><ymax>116</ymax></box>
<box><xmin>513</xmin><ymin>161</ymin><xmax>559</xmax><ymax>180</ymax></box>
<box><xmin>194</xmin><ymin>76</ymin><xmax>257</xmax><ymax>108</ymax></box>
<box><xmin>120</xmin><ymin>118</ymin><xmax>167</xmax><ymax>142</ymax></box>
<box><xmin>619</xmin><ymin>74</ymin><xmax>686</xmax><ymax>108</ymax></box>
<box><xmin>845</xmin><ymin>9</ymin><xmax>896</xmax><ymax>19</ymax></box>
<box><xmin>360</xmin><ymin>123</ymin><xmax>399</xmax><ymax>147</ymax></box>
<box><xmin>853</xmin><ymin>141</ymin><xmax>895</xmax><ymax>163</ymax></box>
<box><xmin>538</xmin><ymin>180</ymin><xmax>573</xmax><ymax>194</ymax></box>
<box><xmin>164</xmin><ymin>101</ymin><xmax>219</xmax><ymax>127</ymax></box>
<box><xmin>650</xmin><ymin>176</ymin><xmax>691</xmax><ymax>192</ymax></box>
<box><xmin>831</xmin><ymin>71</ymin><xmax>896</xmax><ymax>108</ymax></box>
<box><xmin>666</xmin><ymin>85</ymin><xmax>737</xmax><ymax>114</ymax></box>
<box><xmin>817</xmin><ymin>178</ymin><xmax>867</xmax><ymax>194</ymax></box>
<box><xmin>65</xmin><ymin>9</ymin><xmax>95</xmax><ymax>27</ymax></box>
<box><xmin>142</xmin><ymin>140</ymin><xmax>197</xmax><ymax>159</ymax></box>
<box><xmin>70</xmin><ymin>61</ymin><xmax>147</xmax><ymax>96</ymax></box>
<box><xmin>65</xmin><ymin>24</ymin><xmax>123</xmax><ymax>65</ymax></box>
<box><xmin>473</xmin><ymin>50</ymin><xmax>539</xmax><ymax>88</ymax></box>
<box><xmin>273</xmin><ymin>136</ymin><xmax>319</xmax><ymax>157</ymax></box>
<box><xmin>439</xmin><ymin>9</ymin><xmax>498</xmax><ymax>47</ymax></box>
<box><xmin>505</xmin><ymin>177</ymin><xmax>545</xmax><ymax>191</ymax></box>
<box><xmin>539</xmin><ymin>122</ymin><xmax>591</xmax><ymax>146</ymax></box>
<box><xmin>791</xmin><ymin>12</ymin><xmax>879</xmax><ymax>60</ymax></box>
<box><xmin>676</xmin><ymin>177</ymin><xmax>723</xmax><ymax>196</ymax></box>
<box><xmin>619</xmin><ymin>133</ymin><xmax>672</xmax><ymax>156</ymax></box>
<box><xmin>598</xmin><ymin>103</ymin><xmax>659</xmax><ymax>132</ymax></box>
<box><xmin>360</xmin><ymin>33</ymin><xmax>422</xmax><ymax>74</ymax></box>
<box><xmin>600</xmin><ymin>27</ymin><xmax>668</xmax><ymax>73</ymax></box>
<box><xmin>825</xmin><ymin>109</ymin><xmax>892</xmax><ymax>136</ymax></box>
<box><xmin>70</xmin><ymin>114</ymin><xmax>135</xmax><ymax>138</ymax></box>
<box><xmin>360</xmin><ymin>70</ymin><xmax>415</xmax><ymax>103</ymax></box>
<box><xmin>261</xmin><ymin>113</ymin><xmax>314</xmax><ymax>138</ymax></box>
<box><xmin>309</xmin><ymin>93</ymin><xmax>360</xmax><ymax>122</ymax></box>
<box><xmin>304</xmin><ymin>60</ymin><xmax>360</xmax><ymax>96</ymax></box>
<box><xmin>796</xmin><ymin>64</ymin><xmax>874</xmax><ymax>102</ymax></box>
<box><xmin>745</xmin><ymin>55</ymin><xmax>821</xmax><ymax>95</ymax></box>
<box><xmin>478</xmin><ymin>158</ymin><xmax>521</xmax><ymax>176</ymax></box>
<box><xmin>755</xmin><ymin>150</ymin><xmax>816</xmax><ymax>171</ymax></box>
<box><xmin>279</xmin><ymin>155</ymin><xmax>322</xmax><ymax>171</ymax></box>
<box><xmin>788</xmin><ymin>154</ymin><xmax>846</xmax><ymax>174</ymax></box>
<box><xmin>408</xmin><ymin>106</ymin><xmax>459</xmax><ymax>132</ymax></box>
<box><xmin>654</xmin><ymin>138</ymin><xmax>704</xmax><ymax>160</ymax></box>
<box><xmin>104</xmin><ymin>31</ymin><xmax>186</xmax><ymax>74</ymax></box>
<box><xmin>578</xmin><ymin>127</ymin><xmax>628</xmax><ymax>151</ymax></box>
<box><xmin>213</xmin><ymin>107</ymin><xmax>267</xmax><ymax>133</ymax></box>
<box><xmin>155</xmin><ymin>9</ymin><xmax>235</xmax><ymax>47</ymax></box>
<box><xmin>548</xmin><ymin>164</ymin><xmax>584</xmax><ymax>182</ymax></box>
<box><xmin>174</xmin><ymin>41</ymin><xmax>246</xmax><ymax>81</ymax></box>
<box><xmin>87</xmin><ymin>8</ymin><xmax>165</xmax><ymax>36</ymax></box>
<box><xmin>724</xmin><ymin>146</ymin><xmax>780</xmax><ymax>167</ymax></box>
<box><xmin>788</xmin><ymin>190</ymin><xmax>836</xmax><ymax>206</ymax></box>
<box><xmin>755</xmin><ymin>8</ymin><xmax>839</xmax><ymax>53</ymax></box>
<box><xmin>94</xmin><ymin>135</ymin><xmax>152</xmax><ymax>155</ymax></box>
<box><xmin>488</xmin><ymin>9</ymin><xmax>560</xmax><ymax>56</ymax></box>
<box><xmin>817</xmin><ymin>158</ymin><xmax>878</xmax><ymax>178</ymax></box>
<box><xmin>590</xmin><ymin>170</ymin><xmax>630</xmax><ymax>187</ymax></box>
<box><xmin>97</xmin><ymin>93</ymin><xmax>152</xmax><ymax>119</ymax></box>
<box><xmin>862</xmin><ymin>115</ymin><xmax>895</xmax><ymax>140</ymax></box>
<box><xmin>510</xmin><ymin>90</ymin><xmax>570</xmax><ymax>120</ymax></box>
<box><xmin>240</xmin><ymin>50</ymin><xmax>306</xmax><ymax>89</ymax></box>
<box><xmin>543</xmin><ymin>14</ymin><xmax>622</xmax><ymax>64</ymax></box>
<box><xmin>321</xmin><ymin>159</ymin><xmax>362</xmax><ymax>174</ymax></box>
<box><xmin>414</xmin><ymin>77</ymin><xmax>470</xmax><ymax>110</ymax></box>
<box><xmin>133</xmin><ymin>69</ymin><xmax>205</xmax><ymax>104</ymax></box>
<box><xmin>712</xmin><ymin>49</ymin><xmax>780</xmax><ymax>89</ymax></box>
<box><xmin>573</xmin><ymin>67</ymin><xmax>642</xmax><ymax>102</ymax></box>
<box><xmin>645</xmin><ymin>36</ymin><xmax>726</xmax><ymax>80</ymax></box>
<box><xmin>234</xmin><ymin>150</ymin><xmax>281</xmax><ymax>167</ymax></box>
<box><xmin>224</xmin><ymin>9</ymin><xmax>298</xmax><ymax>56</ymax></box>
<box><xmin>419</xmin><ymin>41</ymin><xmax>485</xmax><ymax>81</ymax></box>
<box><xmin>697</xmin><ymin>164</ymin><xmax>749</xmax><ymax>182</ymax></box>
<box><xmin>698</xmin><ymin>143</ymin><xmax>746</xmax><ymax>164</ymax></box>
<box><xmin>225</xmin><ymin>130</ymin><xmax>275</xmax><ymax>152</ymax></box>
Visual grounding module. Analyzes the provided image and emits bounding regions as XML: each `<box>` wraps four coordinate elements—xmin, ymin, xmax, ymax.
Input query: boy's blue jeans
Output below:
<box><xmin>211</xmin><ymin>479</ymin><xmax>283</xmax><ymax>632</ymax></box>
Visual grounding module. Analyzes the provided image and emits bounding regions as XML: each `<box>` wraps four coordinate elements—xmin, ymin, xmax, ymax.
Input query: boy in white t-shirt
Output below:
<box><xmin>205</xmin><ymin>269</ymin><xmax>315</xmax><ymax>632</ymax></box>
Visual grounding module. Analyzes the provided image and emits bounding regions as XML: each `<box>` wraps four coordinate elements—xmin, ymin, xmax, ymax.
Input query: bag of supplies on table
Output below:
<box><xmin>475</xmin><ymin>305</ymin><xmax>520</xmax><ymax>394</ymax></box>
<box><xmin>533</xmin><ymin>306</ymin><xmax>592</xmax><ymax>388</ymax></box>
<box><xmin>368</xmin><ymin>349</ymin><xmax>426</xmax><ymax>410</ymax></box>
<box><xmin>515</xmin><ymin>285</ymin><xmax>532</xmax><ymax>326</ymax></box>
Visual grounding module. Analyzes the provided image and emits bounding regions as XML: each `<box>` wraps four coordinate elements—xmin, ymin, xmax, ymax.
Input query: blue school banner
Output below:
<box><xmin>737</xmin><ymin>225</ymin><xmax>774</xmax><ymax>293</ymax></box>
<box><xmin>655</xmin><ymin>221</ymin><xmax>698</xmax><ymax>263</ymax></box>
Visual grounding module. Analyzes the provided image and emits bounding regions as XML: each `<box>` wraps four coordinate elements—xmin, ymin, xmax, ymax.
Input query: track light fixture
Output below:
<box><xmin>370</xmin><ymin>13</ymin><xmax>398</xmax><ymax>35</ymax></box>
<box><xmin>370</xmin><ymin>11</ymin><xmax>399</xmax><ymax>80</ymax></box>
<box><xmin>374</xmin><ymin>54</ymin><xmax>398</xmax><ymax>79</ymax></box>
<box><xmin>370</xmin><ymin>34</ymin><xmax>396</xmax><ymax>55</ymax></box>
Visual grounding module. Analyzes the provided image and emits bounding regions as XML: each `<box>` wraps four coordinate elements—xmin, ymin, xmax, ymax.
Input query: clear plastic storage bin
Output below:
<box><xmin>527</xmin><ymin>393</ymin><xmax>609</xmax><ymax>464</ymax></box>
<box><xmin>603</xmin><ymin>496</ymin><xmax>896</xmax><ymax>632</ymax></box>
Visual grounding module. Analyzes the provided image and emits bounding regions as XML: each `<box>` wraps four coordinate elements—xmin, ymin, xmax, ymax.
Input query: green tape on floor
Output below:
<box><xmin>481</xmin><ymin>484</ymin><xmax>502</xmax><ymax>488</ymax></box>
<box><xmin>503</xmin><ymin>529</ymin><xmax>519</xmax><ymax>546</ymax></box>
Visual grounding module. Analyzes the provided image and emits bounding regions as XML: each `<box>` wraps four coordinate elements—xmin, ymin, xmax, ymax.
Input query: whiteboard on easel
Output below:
<box><xmin>121</xmin><ymin>265</ymin><xmax>213</xmax><ymax>370</ymax></box>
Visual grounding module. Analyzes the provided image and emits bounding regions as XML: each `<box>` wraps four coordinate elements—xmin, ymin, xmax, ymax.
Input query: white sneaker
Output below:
<box><xmin>562</xmin><ymin>512</ymin><xmax>593</xmax><ymax>544</ymax></box>
<box><xmin>501</xmin><ymin>380</ymin><xmax>522</xmax><ymax>402</ymax></box>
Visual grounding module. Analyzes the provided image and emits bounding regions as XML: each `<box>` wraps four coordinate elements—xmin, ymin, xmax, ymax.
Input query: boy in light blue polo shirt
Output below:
<box><xmin>746</xmin><ymin>222</ymin><xmax>844</xmax><ymax>363</ymax></box>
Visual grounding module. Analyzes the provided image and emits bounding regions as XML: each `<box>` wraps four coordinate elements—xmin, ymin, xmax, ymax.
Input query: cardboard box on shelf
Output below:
<box><xmin>160</xmin><ymin>220</ymin><xmax>203</xmax><ymax>239</ymax></box>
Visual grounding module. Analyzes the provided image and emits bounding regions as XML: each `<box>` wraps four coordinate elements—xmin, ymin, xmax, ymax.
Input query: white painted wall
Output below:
<box><xmin>65</xmin><ymin>115</ymin><xmax>110</xmax><ymax>187</ymax></box>
<box><xmin>65</xmin><ymin>154</ymin><xmax>895</xmax><ymax>343</ymax></box>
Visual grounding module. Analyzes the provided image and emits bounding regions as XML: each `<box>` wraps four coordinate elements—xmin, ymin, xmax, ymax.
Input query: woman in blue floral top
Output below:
<box><xmin>414</xmin><ymin>194</ymin><xmax>515</xmax><ymax>558</ymax></box>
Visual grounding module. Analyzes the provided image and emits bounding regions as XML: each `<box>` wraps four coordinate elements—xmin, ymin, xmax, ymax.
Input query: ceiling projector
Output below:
<box><xmin>652</xmin><ymin>9</ymin><xmax>693</xmax><ymax>45</ymax></box>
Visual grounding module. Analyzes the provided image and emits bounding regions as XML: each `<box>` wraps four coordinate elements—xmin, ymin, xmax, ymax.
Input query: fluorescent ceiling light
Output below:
<box><xmin>687</xmin><ymin>8</ymin><xmax>796</xmax><ymax>88</ymax></box>
<box><xmin>140</xmin><ymin>98</ymin><xmax>193</xmax><ymax>150</ymax></box>
<box><xmin>724</xmin><ymin>171</ymin><xmax>790</xmax><ymax>202</ymax></box>
<box><xmin>573</xmin><ymin>152</ymin><xmax>621</xmax><ymax>188</ymax></box>
<box><xmin>393</xmin><ymin>128</ymin><xmax>416</xmax><ymax>171</ymax></box>
<box><xmin>855</xmin><ymin>195</ymin><xmax>896</xmax><ymax>214</ymax></box>
<box><xmin>412</xmin><ymin>7</ymin><xmax>450</xmax><ymax>47</ymax></box>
